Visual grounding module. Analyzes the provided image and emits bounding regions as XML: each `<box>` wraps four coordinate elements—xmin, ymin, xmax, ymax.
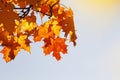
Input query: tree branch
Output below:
<box><xmin>14</xmin><ymin>0</ymin><xmax>59</xmax><ymax>19</ymax></box>
<box><xmin>14</xmin><ymin>5</ymin><xmax>32</xmax><ymax>19</ymax></box>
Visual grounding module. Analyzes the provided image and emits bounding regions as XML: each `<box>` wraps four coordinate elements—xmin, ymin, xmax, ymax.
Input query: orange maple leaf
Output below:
<box><xmin>43</xmin><ymin>37</ymin><xmax>67</xmax><ymax>60</ymax></box>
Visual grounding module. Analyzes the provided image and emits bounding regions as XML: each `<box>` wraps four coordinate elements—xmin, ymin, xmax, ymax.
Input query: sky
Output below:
<box><xmin>0</xmin><ymin>0</ymin><xmax>120</xmax><ymax>80</ymax></box>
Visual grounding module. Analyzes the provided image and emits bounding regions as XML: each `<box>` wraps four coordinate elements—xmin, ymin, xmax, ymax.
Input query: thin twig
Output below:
<box><xmin>14</xmin><ymin>5</ymin><xmax>32</xmax><ymax>19</ymax></box>
<box><xmin>13</xmin><ymin>0</ymin><xmax>59</xmax><ymax>19</ymax></box>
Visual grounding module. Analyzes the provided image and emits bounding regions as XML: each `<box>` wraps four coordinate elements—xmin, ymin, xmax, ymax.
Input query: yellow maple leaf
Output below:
<box><xmin>16</xmin><ymin>35</ymin><xmax>31</xmax><ymax>53</ymax></box>
<box><xmin>52</xmin><ymin>21</ymin><xmax>61</xmax><ymax>36</ymax></box>
<box><xmin>20</xmin><ymin>19</ymin><xmax>37</xmax><ymax>32</ymax></box>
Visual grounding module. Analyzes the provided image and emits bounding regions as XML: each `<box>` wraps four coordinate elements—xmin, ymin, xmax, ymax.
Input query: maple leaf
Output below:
<box><xmin>1</xmin><ymin>45</ymin><xmax>21</xmax><ymax>62</ymax></box>
<box><xmin>0</xmin><ymin>46</ymin><xmax>11</xmax><ymax>62</ymax></box>
<box><xmin>60</xmin><ymin>16</ymin><xmax>77</xmax><ymax>46</ymax></box>
<box><xmin>42</xmin><ymin>37</ymin><xmax>67</xmax><ymax>60</ymax></box>
<box><xmin>59</xmin><ymin>9</ymin><xmax>77</xmax><ymax>46</ymax></box>
<box><xmin>33</xmin><ymin>20</ymin><xmax>55</xmax><ymax>42</ymax></box>
<box><xmin>52</xmin><ymin>6</ymin><xmax>77</xmax><ymax>45</ymax></box>
<box><xmin>34</xmin><ymin>25</ymin><xmax>49</xmax><ymax>42</ymax></box>
<box><xmin>16</xmin><ymin>34</ymin><xmax>31</xmax><ymax>53</ymax></box>
<box><xmin>52</xmin><ymin>37</ymin><xmax>67</xmax><ymax>60</ymax></box>
<box><xmin>0</xmin><ymin>2</ymin><xmax>19</xmax><ymax>27</ymax></box>
<box><xmin>15</xmin><ymin>18</ymin><xmax>37</xmax><ymax>35</ymax></box>
<box><xmin>0</xmin><ymin>10</ymin><xmax>19</xmax><ymax>33</ymax></box>
<box><xmin>51</xmin><ymin>20</ymin><xmax>61</xmax><ymax>36</ymax></box>
<box><xmin>0</xmin><ymin>37</ymin><xmax>21</xmax><ymax>62</ymax></box>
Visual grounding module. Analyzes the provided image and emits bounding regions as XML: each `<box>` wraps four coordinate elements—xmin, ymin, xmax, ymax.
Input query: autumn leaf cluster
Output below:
<box><xmin>0</xmin><ymin>0</ymin><xmax>77</xmax><ymax>62</ymax></box>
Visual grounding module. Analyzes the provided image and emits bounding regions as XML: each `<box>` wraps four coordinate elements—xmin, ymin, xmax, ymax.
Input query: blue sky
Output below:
<box><xmin>0</xmin><ymin>0</ymin><xmax>120</xmax><ymax>80</ymax></box>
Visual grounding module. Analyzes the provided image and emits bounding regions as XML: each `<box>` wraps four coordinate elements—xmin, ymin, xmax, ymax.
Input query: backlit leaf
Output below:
<box><xmin>42</xmin><ymin>37</ymin><xmax>67</xmax><ymax>60</ymax></box>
